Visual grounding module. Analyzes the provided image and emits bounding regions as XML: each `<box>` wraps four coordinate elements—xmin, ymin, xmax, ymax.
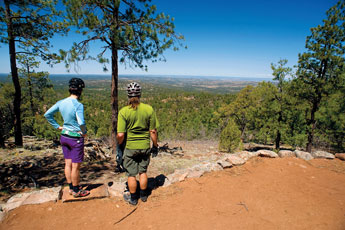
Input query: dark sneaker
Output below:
<box><xmin>140</xmin><ymin>190</ymin><xmax>148</xmax><ymax>202</ymax></box>
<box><xmin>123</xmin><ymin>193</ymin><xmax>138</xmax><ymax>206</ymax></box>
<box><xmin>140</xmin><ymin>195</ymin><xmax>148</xmax><ymax>202</ymax></box>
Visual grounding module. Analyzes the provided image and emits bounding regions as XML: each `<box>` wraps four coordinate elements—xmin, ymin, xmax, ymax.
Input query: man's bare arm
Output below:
<box><xmin>150</xmin><ymin>129</ymin><xmax>158</xmax><ymax>147</ymax></box>
<box><xmin>117</xmin><ymin>132</ymin><xmax>125</xmax><ymax>145</ymax></box>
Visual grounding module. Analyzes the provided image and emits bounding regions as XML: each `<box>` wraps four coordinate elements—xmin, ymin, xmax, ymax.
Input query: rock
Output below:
<box><xmin>278</xmin><ymin>150</ymin><xmax>295</xmax><ymax>158</ymax></box>
<box><xmin>217</xmin><ymin>160</ymin><xmax>232</xmax><ymax>169</ymax></box>
<box><xmin>0</xmin><ymin>210</ymin><xmax>5</xmax><ymax>222</ymax></box>
<box><xmin>234</xmin><ymin>151</ymin><xmax>258</xmax><ymax>161</ymax></box>
<box><xmin>225</xmin><ymin>155</ymin><xmax>246</xmax><ymax>166</ymax></box>
<box><xmin>166</xmin><ymin>169</ymin><xmax>188</xmax><ymax>184</ymax></box>
<box><xmin>4</xmin><ymin>187</ymin><xmax>61</xmax><ymax>212</ymax></box>
<box><xmin>108</xmin><ymin>182</ymin><xmax>126</xmax><ymax>197</ymax></box>
<box><xmin>178</xmin><ymin>172</ymin><xmax>189</xmax><ymax>182</ymax></box>
<box><xmin>3</xmin><ymin>192</ymin><xmax>31</xmax><ymax>212</ymax></box>
<box><xmin>257</xmin><ymin>150</ymin><xmax>279</xmax><ymax>158</ymax></box>
<box><xmin>193</xmin><ymin>162</ymin><xmax>223</xmax><ymax>172</ymax></box>
<box><xmin>335</xmin><ymin>153</ymin><xmax>345</xmax><ymax>161</ymax></box>
<box><xmin>311</xmin><ymin>151</ymin><xmax>335</xmax><ymax>159</ymax></box>
<box><xmin>294</xmin><ymin>150</ymin><xmax>313</xmax><ymax>161</ymax></box>
<box><xmin>21</xmin><ymin>187</ymin><xmax>61</xmax><ymax>205</ymax></box>
<box><xmin>187</xmin><ymin>170</ymin><xmax>204</xmax><ymax>179</ymax></box>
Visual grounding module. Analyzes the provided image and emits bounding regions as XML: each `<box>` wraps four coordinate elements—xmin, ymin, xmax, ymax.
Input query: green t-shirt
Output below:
<box><xmin>117</xmin><ymin>103</ymin><xmax>159</xmax><ymax>149</ymax></box>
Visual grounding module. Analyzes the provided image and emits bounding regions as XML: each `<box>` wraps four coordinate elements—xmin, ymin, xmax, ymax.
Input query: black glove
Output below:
<box><xmin>116</xmin><ymin>144</ymin><xmax>124</xmax><ymax>167</ymax></box>
<box><xmin>151</xmin><ymin>145</ymin><xmax>158</xmax><ymax>158</ymax></box>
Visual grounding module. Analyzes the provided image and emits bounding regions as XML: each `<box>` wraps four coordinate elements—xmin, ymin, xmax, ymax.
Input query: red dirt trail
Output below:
<box><xmin>1</xmin><ymin>157</ymin><xmax>345</xmax><ymax>230</ymax></box>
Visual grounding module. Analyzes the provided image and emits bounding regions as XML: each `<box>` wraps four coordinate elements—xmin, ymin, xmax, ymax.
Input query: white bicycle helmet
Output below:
<box><xmin>127</xmin><ymin>82</ymin><xmax>141</xmax><ymax>97</ymax></box>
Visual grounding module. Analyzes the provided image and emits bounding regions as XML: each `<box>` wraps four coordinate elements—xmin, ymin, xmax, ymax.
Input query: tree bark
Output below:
<box><xmin>111</xmin><ymin>1</ymin><xmax>120</xmax><ymax>155</ymax></box>
<box><xmin>306</xmin><ymin>101</ymin><xmax>318</xmax><ymax>153</ymax></box>
<box><xmin>5</xmin><ymin>0</ymin><xmax>23</xmax><ymax>146</ymax></box>
<box><xmin>111</xmin><ymin>44</ymin><xmax>119</xmax><ymax>155</ymax></box>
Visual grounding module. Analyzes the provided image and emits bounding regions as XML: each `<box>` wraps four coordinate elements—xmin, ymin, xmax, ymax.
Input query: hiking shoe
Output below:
<box><xmin>73</xmin><ymin>189</ymin><xmax>90</xmax><ymax>198</ymax></box>
<box><xmin>140</xmin><ymin>190</ymin><xmax>148</xmax><ymax>202</ymax></box>
<box><xmin>140</xmin><ymin>195</ymin><xmax>148</xmax><ymax>202</ymax></box>
<box><xmin>69</xmin><ymin>185</ymin><xmax>83</xmax><ymax>195</ymax></box>
<box><xmin>123</xmin><ymin>193</ymin><xmax>138</xmax><ymax>206</ymax></box>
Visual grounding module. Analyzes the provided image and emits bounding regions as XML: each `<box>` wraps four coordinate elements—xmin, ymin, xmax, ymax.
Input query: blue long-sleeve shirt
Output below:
<box><xmin>44</xmin><ymin>97</ymin><xmax>87</xmax><ymax>134</ymax></box>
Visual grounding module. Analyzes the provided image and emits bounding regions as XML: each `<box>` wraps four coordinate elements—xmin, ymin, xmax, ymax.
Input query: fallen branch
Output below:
<box><xmin>114</xmin><ymin>206</ymin><xmax>138</xmax><ymax>225</ymax></box>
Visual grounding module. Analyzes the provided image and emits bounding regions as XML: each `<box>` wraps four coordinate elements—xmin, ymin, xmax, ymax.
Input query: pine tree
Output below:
<box><xmin>295</xmin><ymin>0</ymin><xmax>345</xmax><ymax>152</ymax></box>
<box><xmin>0</xmin><ymin>0</ymin><xmax>67</xmax><ymax>146</ymax></box>
<box><xmin>62</xmin><ymin>0</ymin><xmax>185</xmax><ymax>153</ymax></box>
<box><xmin>271</xmin><ymin>59</ymin><xmax>292</xmax><ymax>150</ymax></box>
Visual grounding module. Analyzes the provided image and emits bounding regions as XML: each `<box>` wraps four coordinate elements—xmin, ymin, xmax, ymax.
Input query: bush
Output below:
<box><xmin>219</xmin><ymin>118</ymin><xmax>241</xmax><ymax>153</ymax></box>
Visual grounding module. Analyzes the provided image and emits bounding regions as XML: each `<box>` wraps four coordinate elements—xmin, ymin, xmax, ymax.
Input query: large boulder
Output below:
<box><xmin>257</xmin><ymin>150</ymin><xmax>279</xmax><ymax>158</ymax></box>
<box><xmin>311</xmin><ymin>151</ymin><xmax>335</xmax><ymax>159</ymax></box>
<box><xmin>294</xmin><ymin>150</ymin><xmax>313</xmax><ymax>161</ymax></box>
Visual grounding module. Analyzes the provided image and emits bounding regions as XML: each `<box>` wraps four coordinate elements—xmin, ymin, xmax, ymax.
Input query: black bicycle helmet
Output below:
<box><xmin>69</xmin><ymin>78</ymin><xmax>85</xmax><ymax>90</ymax></box>
<box><xmin>127</xmin><ymin>82</ymin><xmax>141</xmax><ymax>97</ymax></box>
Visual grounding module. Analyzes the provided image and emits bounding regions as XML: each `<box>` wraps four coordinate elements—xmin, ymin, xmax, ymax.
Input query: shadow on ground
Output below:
<box><xmin>0</xmin><ymin>154</ymin><xmax>117</xmax><ymax>202</ymax></box>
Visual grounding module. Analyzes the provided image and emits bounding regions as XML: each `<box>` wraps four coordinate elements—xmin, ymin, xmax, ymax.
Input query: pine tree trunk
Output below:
<box><xmin>275</xmin><ymin>130</ymin><xmax>281</xmax><ymax>151</ymax></box>
<box><xmin>111</xmin><ymin>45</ymin><xmax>119</xmax><ymax>155</ymax></box>
<box><xmin>111</xmin><ymin>1</ymin><xmax>120</xmax><ymax>155</ymax></box>
<box><xmin>306</xmin><ymin>102</ymin><xmax>318</xmax><ymax>153</ymax></box>
<box><xmin>275</xmin><ymin>111</ymin><xmax>282</xmax><ymax>150</ymax></box>
<box><xmin>5</xmin><ymin>0</ymin><xmax>23</xmax><ymax>146</ymax></box>
<box><xmin>27</xmin><ymin>65</ymin><xmax>35</xmax><ymax>117</ymax></box>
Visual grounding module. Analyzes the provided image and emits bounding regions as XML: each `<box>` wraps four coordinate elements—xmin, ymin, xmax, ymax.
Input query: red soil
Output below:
<box><xmin>1</xmin><ymin>157</ymin><xmax>345</xmax><ymax>230</ymax></box>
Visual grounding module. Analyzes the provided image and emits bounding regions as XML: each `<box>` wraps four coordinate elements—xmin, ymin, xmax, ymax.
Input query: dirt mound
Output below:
<box><xmin>1</xmin><ymin>157</ymin><xmax>345</xmax><ymax>230</ymax></box>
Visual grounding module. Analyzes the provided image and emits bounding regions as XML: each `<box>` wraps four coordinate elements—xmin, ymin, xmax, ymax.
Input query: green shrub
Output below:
<box><xmin>219</xmin><ymin>118</ymin><xmax>241</xmax><ymax>153</ymax></box>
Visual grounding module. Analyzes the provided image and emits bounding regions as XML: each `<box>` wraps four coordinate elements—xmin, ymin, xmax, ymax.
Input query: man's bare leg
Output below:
<box><xmin>128</xmin><ymin>176</ymin><xmax>137</xmax><ymax>194</ymax></box>
<box><xmin>139</xmin><ymin>173</ymin><xmax>148</xmax><ymax>201</ymax></box>
<box><xmin>139</xmin><ymin>173</ymin><xmax>148</xmax><ymax>190</ymax></box>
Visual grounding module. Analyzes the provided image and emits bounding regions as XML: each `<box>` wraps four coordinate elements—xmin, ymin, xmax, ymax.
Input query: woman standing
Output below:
<box><xmin>44</xmin><ymin>78</ymin><xmax>90</xmax><ymax>198</ymax></box>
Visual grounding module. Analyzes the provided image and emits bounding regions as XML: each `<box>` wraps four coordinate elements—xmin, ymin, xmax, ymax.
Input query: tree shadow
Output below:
<box><xmin>0</xmin><ymin>154</ymin><xmax>117</xmax><ymax>202</ymax></box>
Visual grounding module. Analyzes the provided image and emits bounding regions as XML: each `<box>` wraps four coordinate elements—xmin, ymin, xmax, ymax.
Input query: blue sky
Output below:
<box><xmin>0</xmin><ymin>0</ymin><xmax>339</xmax><ymax>78</ymax></box>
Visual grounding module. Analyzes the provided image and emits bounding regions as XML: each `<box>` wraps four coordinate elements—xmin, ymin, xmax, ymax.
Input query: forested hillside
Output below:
<box><xmin>0</xmin><ymin>73</ymin><xmax>344</xmax><ymax>152</ymax></box>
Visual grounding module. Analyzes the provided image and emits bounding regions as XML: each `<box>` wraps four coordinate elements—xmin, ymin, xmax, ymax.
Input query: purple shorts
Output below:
<box><xmin>60</xmin><ymin>135</ymin><xmax>84</xmax><ymax>163</ymax></box>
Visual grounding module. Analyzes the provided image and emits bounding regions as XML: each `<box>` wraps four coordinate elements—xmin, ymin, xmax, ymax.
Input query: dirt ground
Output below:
<box><xmin>1</xmin><ymin>156</ymin><xmax>345</xmax><ymax>230</ymax></box>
